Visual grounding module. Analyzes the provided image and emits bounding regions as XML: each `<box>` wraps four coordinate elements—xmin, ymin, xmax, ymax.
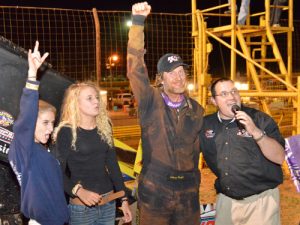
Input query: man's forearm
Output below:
<box><xmin>257</xmin><ymin>136</ymin><xmax>285</xmax><ymax>165</ymax></box>
<box><xmin>128</xmin><ymin>15</ymin><xmax>146</xmax><ymax>51</ymax></box>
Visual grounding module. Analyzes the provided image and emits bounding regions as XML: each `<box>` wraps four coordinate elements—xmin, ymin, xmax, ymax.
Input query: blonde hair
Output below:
<box><xmin>38</xmin><ymin>100</ymin><xmax>56</xmax><ymax>116</ymax></box>
<box><xmin>53</xmin><ymin>82</ymin><xmax>113</xmax><ymax>149</ymax></box>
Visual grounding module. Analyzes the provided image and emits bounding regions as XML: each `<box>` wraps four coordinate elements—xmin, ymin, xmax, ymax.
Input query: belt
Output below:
<box><xmin>70</xmin><ymin>190</ymin><xmax>125</xmax><ymax>206</ymax></box>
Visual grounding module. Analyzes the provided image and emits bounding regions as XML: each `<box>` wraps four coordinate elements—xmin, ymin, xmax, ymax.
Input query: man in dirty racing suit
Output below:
<box><xmin>127</xmin><ymin>2</ymin><xmax>204</xmax><ymax>225</ymax></box>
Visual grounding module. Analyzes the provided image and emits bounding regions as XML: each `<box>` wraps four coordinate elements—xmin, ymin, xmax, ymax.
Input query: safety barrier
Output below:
<box><xmin>112</xmin><ymin>125</ymin><xmax>141</xmax><ymax>140</ymax></box>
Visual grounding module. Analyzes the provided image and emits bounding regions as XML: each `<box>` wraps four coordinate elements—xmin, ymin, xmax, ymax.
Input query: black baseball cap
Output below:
<box><xmin>157</xmin><ymin>53</ymin><xmax>188</xmax><ymax>74</ymax></box>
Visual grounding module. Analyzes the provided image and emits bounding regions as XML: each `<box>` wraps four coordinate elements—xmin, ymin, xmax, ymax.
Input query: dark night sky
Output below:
<box><xmin>1</xmin><ymin>1</ymin><xmax>297</xmax><ymax>75</ymax></box>
<box><xmin>1</xmin><ymin>0</ymin><xmax>299</xmax><ymax>20</ymax></box>
<box><xmin>2</xmin><ymin>0</ymin><xmax>193</xmax><ymax>12</ymax></box>
<box><xmin>0</xmin><ymin>1</ymin><xmax>291</xmax><ymax>14</ymax></box>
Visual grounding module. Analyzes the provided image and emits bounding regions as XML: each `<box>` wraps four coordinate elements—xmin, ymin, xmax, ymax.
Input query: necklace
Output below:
<box><xmin>161</xmin><ymin>92</ymin><xmax>184</xmax><ymax>109</ymax></box>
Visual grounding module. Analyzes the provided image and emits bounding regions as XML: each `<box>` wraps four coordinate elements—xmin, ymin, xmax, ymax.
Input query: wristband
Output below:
<box><xmin>253</xmin><ymin>130</ymin><xmax>266</xmax><ymax>142</ymax></box>
<box><xmin>25</xmin><ymin>82</ymin><xmax>39</xmax><ymax>90</ymax></box>
<box><xmin>75</xmin><ymin>186</ymin><xmax>82</xmax><ymax>195</ymax></box>
<box><xmin>72</xmin><ymin>184</ymin><xmax>83</xmax><ymax>196</ymax></box>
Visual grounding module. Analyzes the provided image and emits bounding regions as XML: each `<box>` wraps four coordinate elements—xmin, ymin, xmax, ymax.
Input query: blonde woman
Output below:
<box><xmin>53</xmin><ymin>82</ymin><xmax>132</xmax><ymax>225</ymax></box>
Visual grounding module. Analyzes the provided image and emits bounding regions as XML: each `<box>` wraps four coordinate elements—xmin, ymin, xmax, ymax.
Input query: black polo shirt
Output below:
<box><xmin>199</xmin><ymin>106</ymin><xmax>284</xmax><ymax>199</ymax></box>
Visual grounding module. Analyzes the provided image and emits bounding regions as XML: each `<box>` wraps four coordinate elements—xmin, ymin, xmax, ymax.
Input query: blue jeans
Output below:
<box><xmin>68</xmin><ymin>201</ymin><xmax>116</xmax><ymax>225</ymax></box>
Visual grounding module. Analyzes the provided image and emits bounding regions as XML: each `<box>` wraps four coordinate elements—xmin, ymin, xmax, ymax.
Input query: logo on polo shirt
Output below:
<box><xmin>205</xmin><ymin>129</ymin><xmax>215</xmax><ymax>138</ymax></box>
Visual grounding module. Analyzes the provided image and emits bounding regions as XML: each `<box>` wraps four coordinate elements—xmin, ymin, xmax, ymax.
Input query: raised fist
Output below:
<box><xmin>132</xmin><ymin>2</ymin><xmax>151</xmax><ymax>17</ymax></box>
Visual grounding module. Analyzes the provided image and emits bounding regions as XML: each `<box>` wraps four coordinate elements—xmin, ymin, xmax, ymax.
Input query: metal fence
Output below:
<box><xmin>0</xmin><ymin>6</ymin><xmax>194</xmax><ymax>83</ymax></box>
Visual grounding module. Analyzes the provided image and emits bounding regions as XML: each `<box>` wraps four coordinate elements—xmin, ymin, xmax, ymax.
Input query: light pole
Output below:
<box><xmin>107</xmin><ymin>54</ymin><xmax>119</xmax><ymax>109</ymax></box>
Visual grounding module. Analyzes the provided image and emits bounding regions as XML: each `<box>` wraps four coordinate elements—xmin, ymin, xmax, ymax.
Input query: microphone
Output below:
<box><xmin>231</xmin><ymin>104</ymin><xmax>241</xmax><ymax>114</ymax></box>
<box><xmin>231</xmin><ymin>105</ymin><xmax>244</xmax><ymax>130</ymax></box>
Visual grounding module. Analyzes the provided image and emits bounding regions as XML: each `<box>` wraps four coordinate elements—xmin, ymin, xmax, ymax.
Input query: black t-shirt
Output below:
<box><xmin>55</xmin><ymin>126</ymin><xmax>126</xmax><ymax>197</ymax></box>
<box><xmin>199</xmin><ymin>106</ymin><xmax>284</xmax><ymax>199</ymax></box>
